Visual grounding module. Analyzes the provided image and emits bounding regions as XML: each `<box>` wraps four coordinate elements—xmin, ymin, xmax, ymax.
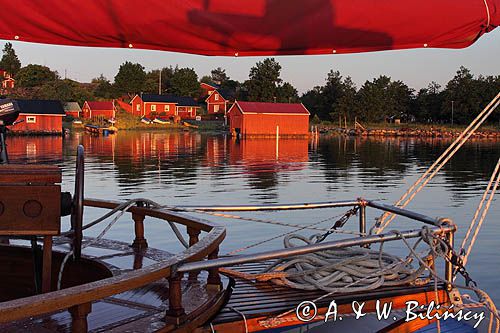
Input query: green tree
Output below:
<box><xmin>92</xmin><ymin>74</ymin><xmax>115</xmax><ymax>98</ymax></box>
<box><xmin>276</xmin><ymin>82</ymin><xmax>299</xmax><ymax>103</ymax></box>
<box><xmin>170</xmin><ymin>67</ymin><xmax>200</xmax><ymax>97</ymax></box>
<box><xmin>114</xmin><ymin>61</ymin><xmax>146</xmax><ymax>96</ymax></box>
<box><xmin>142</xmin><ymin>69</ymin><xmax>162</xmax><ymax>94</ymax></box>
<box><xmin>301</xmin><ymin>86</ymin><xmax>323</xmax><ymax>119</ymax></box>
<box><xmin>441</xmin><ymin>67</ymin><xmax>500</xmax><ymax>125</ymax></box>
<box><xmin>412</xmin><ymin>82</ymin><xmax>443</xmax><ymax>123</ymax></box>
<box><xmin>0</xmin><ymin>43</ymin><xmax>21</xmax><ymax>76</ymax></box>
<box><xmin>357</xmin><ymin>75</ymin><xmax>412</xmax><ymax>122</ymax></box>
<box><xmin>39</xmin><ymin>79</ymin><xmax>93</xmax><ymax>105</ymax></box>
<box><xmin>211</xmin><ymin>67</ymin><xmax>229</xmax><ymax>85</ymax></box>
<box><xmin>300</xmin><ymin>70</ymin><xmax>357</xmax><ymax>121</ymax></box>
<box><xmin>16</xmin><ymin>64</ymin><xmax>57</xmax><ymax>88</ymax></box>
<box><xmin>245</xmin><ymin>58</ymin><xmax>282</xmax><ymax>102</ymax></box>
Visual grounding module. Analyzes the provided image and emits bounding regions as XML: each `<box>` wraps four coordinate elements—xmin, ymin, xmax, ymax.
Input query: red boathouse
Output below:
<box><xmin>227</xmin><ymin>101</ymin><xmax>310</xmax><ymax>137</ymax></box>
<box><xmin>82</xmin><ymin>101</ymin><xmax>116</xmax><ymax>120</ymax></box>
<box><xmin>9</xmin><ymin>99</ymin><xmax>65</xmax><ymax>134</ymax></box>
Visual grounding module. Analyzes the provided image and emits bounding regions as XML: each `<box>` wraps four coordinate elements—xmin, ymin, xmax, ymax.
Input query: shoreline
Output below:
<box><xmin>316</xmin><ymin>124</ymin><xmax>500</xmax><ymax>139</ymax></box>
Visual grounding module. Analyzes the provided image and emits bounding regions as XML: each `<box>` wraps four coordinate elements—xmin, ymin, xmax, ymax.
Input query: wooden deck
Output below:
<box><xmin>205</xmin><ymin>261</ymin><xmax>449</xmax><ymax>332</ymax></box>
<box><xmin>0</xmin><ymin>237</ymin><xmax>229</xmax><ymax>332</ymax></box>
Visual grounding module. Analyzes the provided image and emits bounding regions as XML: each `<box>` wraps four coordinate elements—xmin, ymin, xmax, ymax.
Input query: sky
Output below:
<box><xmin>1</xmin><ymin>28</ymin><xmax>499</xmax><ymax>94</ymax></box>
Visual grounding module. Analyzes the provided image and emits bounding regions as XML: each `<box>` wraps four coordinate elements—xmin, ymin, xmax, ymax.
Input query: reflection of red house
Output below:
<box><xmin>10</xmin><ymin>100</ymin><xmax>65</xmax><ymax>134</ymax></box>
<box><xmin>229</xmin><ymin>138</ymin><xmax>308</xmax><ymax>173</ymax></box>
<box><xmin>0</xmin><ymin>69</ymin><xmax>15</xmax><ymax>93</ymax></box>
<box><xmin>7</xmin><ymin>136</ymin><xmax>63</xmax><ymax>162</ymax></box>
<box><xmin>82</xmin><ymin>101</ymin><xmax>116</xmax><ymax>119</ymax></box>
<box><xmin>131</xmin><ymin>94</ymin><xmax>200</xmax><ymax>119</ymax></box>
<box><xmin>228</xmin><ymin>101</ymin><xmax>310</xmax><ymax>137</ymax></box>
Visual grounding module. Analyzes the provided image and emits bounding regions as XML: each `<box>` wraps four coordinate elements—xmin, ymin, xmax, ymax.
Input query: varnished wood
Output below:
<box><xmin>131</xmin><ymin>211</ymin><xmax>148</xmax><ymax>250</ymax></box>
<box><xmin>69</xmin><ymin>302</ymin><xmax>92</xmax><ymax>333</ymax></box>
<box><xmin>0</xmin><ymin>165</ymin><xmax>61</xmax><ymax>184</ymax></box>
<box><xmin>187</xmin><ymin>227</ymin><xmax>201</xmax><ymax>282</ymax></box>
<box><xmin>166</xmin><ymin>273</ymin><xmax>186</xmax><ymax>322</ymax></box>
<box><xmin>207</xmin><ymin>247</ymin><xmax>222</xmax><ymax>291</ymax></box>
<box><xmin>0</xmin><ymin>200</ymin><xmax>226</xmax><ymax>326</ymax></box>
<box><xmin>0</xmin><ymin>185</ymin><xmax>61</xmax><ymax>235</ymax></box>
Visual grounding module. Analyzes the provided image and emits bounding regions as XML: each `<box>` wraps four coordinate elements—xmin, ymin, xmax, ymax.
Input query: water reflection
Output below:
<box><xmin>5</xmin><ymin>131</ymin><xmax>500</xmax><ymax>303</ymax></box>
<box><xmin>6</xmin><ymin>132</ymin><xmax>499</xmax><ymax>202</ymax></box>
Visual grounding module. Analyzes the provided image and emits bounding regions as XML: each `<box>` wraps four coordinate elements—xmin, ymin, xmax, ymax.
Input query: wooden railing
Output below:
<box><xmin>0</xmin><ymin>198</ymin><xmax>226</xmax><ymax>332</ymax></box>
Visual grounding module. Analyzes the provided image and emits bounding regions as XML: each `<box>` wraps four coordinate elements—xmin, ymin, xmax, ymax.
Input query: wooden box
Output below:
<box><xmin>0</xmin><ymin>165</ymin><xmax>62</xmax><ymax>236</ymax></box>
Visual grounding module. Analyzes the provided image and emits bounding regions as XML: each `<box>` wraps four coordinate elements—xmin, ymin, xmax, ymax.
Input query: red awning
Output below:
<box><xmin>0</xmin><ymin>0</ymin><xmax>498</xmax><ymax>56</ymax></box>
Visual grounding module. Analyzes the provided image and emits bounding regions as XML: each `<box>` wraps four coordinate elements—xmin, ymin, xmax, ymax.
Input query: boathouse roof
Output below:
<box><xmin>85</xmin><ymin>101</ymin><xmax>115</xmax><ymax>111</ymax></box>
<box><xmin>233</xmin><ymin>101</ymin><xmax>310</xmax><ymax>115</ymax></box>
<box><xmin>16</xmin><ymin>99</ymin><xmax>65</xmax><ymax>115</ymax></box>
<box><xmin>63</xmin><ymin>102</ymin><xmax>82</xmax><ymax>112</ymax></box>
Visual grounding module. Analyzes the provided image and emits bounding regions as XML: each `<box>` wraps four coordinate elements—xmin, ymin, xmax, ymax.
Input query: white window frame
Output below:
<box><xmin>164</xmin><ymin>105</ymin><xmax>170</xmax><ymax>112</ymax></box>
<box><xmin>213</xmin><ymin>104</ymin><xmax>220</xmax><ymax>113</ymax></box>
<box><xmin>26</xmin><ymin>116</ymin><xmax>36</xmax><ymax>123</ymax></box>
<box><xmin>136</xmin><ymin>104</ymin><xmax>140</xmax><ymax>111</ymax></box>
<box><xmin>214</xmin><ymin>94</ymin><xmax>219</xmax><ymax>101</ymax></box>
<box><xmin>151</xmin><ymin>105</ymin><xmax>157</xmax><ymax>112</ymax></box>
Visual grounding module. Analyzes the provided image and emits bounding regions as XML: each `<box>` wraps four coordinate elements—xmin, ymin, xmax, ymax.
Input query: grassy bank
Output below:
<box><xmin>65</xmin><ymin>111</ymin><xmax>226</xmax><ymax>132</ymax></box>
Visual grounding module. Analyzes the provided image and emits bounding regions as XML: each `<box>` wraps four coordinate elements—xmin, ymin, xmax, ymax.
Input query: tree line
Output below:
<box><xmin>1</xmin><ymin>43</ymin><xmax>498</xmax><ymax>124</ymax></box>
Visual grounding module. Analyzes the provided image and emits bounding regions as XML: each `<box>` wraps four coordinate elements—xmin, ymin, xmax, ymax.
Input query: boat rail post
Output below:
<box><xmin>207</xmin><ymin>246</ymin><xmax>222</xmax><ymax>291</ymax></box>
<box><xmin>187</xmin><ymin>227</ymin><xmax>201</xmax><ymax>282</ymax></box>
<box><xmin>166</xmin><ymin>272</ymin><xmax>185</xmax><ymax>324</ymax></box>
<box><xmin>131</xmin><ymin>201</ymin><xmax>148</xmax><ymax>250</ymax></box>
<box><xmin>358</xmin><ymin>200</ymin><xmax>368</xmax><ymax>247</ymax></box>
<box><xmin>69</xmin><ymin>302</ymin><xmax>92</xmax><ymax>333</ymax></box>
<box><xmin>359</xmin><ymin>200</ymin><xmax>367</xmax><ymax>236</ymax></box>
<box><xmin>445</xmin><ymin>229</ymin><xmax>454</xmax><ymax>291</ymax></box>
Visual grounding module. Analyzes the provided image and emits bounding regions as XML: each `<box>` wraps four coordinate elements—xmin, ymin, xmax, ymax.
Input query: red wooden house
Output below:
<box><xmin>131</xmin><ymin>94</ymin><xmax>200</xmax><ymax>119</ymax></box>
<box><xmin>0</xmin><ymin>69</ymin><xmax>15</xmax><ymax>93</ymax></box>
<box><xmin>227</xmin><ymin>101</ymin><xmax>310</xmax><ymax>137</ymax></box>
<box><xmin>82</xmin><ymin>101</ymin><xmax>116</xmax><ymax>120</ymax></box>
<box><xmin>200</xmin><ymin>82</ymin><xmax>218</xmax><ymax>98</ymax></box>
<box><xmin>205</xmin><ymin>90</ymin><xmax>230</xmax><ymax>116</ymax></box>
<box><xmin>9</xmin><ymin>99</ymin><xmax>65</xmax><ymax>134</ymax></box>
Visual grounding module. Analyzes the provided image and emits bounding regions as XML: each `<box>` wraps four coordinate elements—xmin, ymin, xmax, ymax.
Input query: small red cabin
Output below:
<box><xmin>131</xmin><ymin>94</ymin><xmax>200</xmax><ymax>119</ymax></box>
<box><xmin>63</xmin><ymin>102</ymin><xmax>82</xmax><ymax>118</ymax></box>
<box><xmin>227</xmin><ymin>101</ymin><xmax>310</xmax><ymax>137</ymax></box>
<box><xmin>205</xmin><ymin>90</ymin><xmax>230</xmax><ymax>116</ymax></box>
<box><xmin>0</xmin><ymin>69</ymin><xmax>15</xmax><ymax>93</ymax></box>
<box><xmin>82</xmin><ymin>101</ymin><xmax>116</xmax><ymax>120</ymax></box>
<box><xmin>9</xmin><ymin>99</ymin><xmax>65</xmax><ymax>134</ymax></box>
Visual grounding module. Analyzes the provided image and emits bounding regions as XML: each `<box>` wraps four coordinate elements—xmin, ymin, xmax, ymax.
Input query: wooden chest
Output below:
<box><xmin>0</xmin><ymin>165</ymin><xmax>61</xmax><ymax>236</ymax></box>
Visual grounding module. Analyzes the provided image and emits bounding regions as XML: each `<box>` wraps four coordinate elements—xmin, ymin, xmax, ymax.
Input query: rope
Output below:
<box><xmin>226</xmin><ymin>208</ymin><xmax>357</xmax><ymax>255</ymax></box>
<box><xmin>226</xmin><ymin>233</ymin><xmax>428</xmax><ymax>294</ymax></box>
<box><xmin>258</xmin><ymin>227</ymin><xmax>500</xmax><ymax>332</ymax></box>
<box><xmin>460</xmin><ymin>158</ymin><xmax>500</xmax><ymax>267</ymax></box>
<box><xmin>483</xmin><ymin>0</ymin><xmax>491</xmax><ymax>28</ymax></box>
<box><xmin>373</xmin><ymin>92</ymin><xmax>500</xmax><ymax>234</ymax></box>
<box><xmin>462</xmin><ymin>159</ymin><xmax>500</xmax><ymax>265</ymax></box>
<box><xmin>171</xmin><ymin>207</ymin><xmax>365</xmax><ymax>237</ymax></box>
<box><xmin>228</xmin><ymin>307</ymin><xmax>248</xmax><ymax>333</ymax></box>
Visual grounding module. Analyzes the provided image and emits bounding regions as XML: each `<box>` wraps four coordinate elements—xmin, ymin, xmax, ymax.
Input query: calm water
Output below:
<box><xmin>6</xmin><ymin>131</ymin><xmax>500</xmax><ymax>302</ymax></box>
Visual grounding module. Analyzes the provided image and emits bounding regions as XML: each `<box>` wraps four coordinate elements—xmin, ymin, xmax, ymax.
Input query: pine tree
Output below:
<box><xmin>0</xmin><ymin>43</ymin><xmax>21</xmax><ymax>76</ymax></box>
